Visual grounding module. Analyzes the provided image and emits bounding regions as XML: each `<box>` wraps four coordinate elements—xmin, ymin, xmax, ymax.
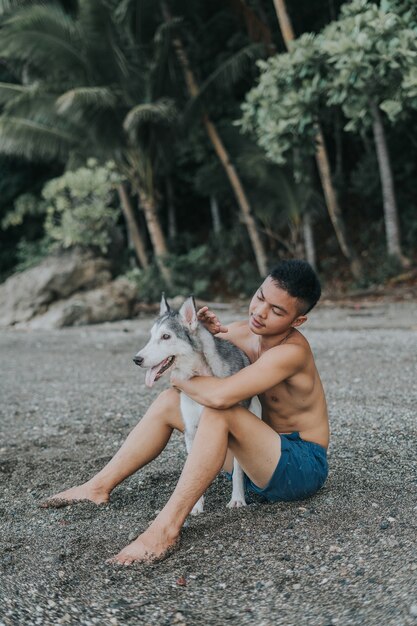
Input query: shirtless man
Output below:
<box><xmin>42</xmin><ymin>259</ymin><xmax>329</xmax><ymax>565</ymax></box>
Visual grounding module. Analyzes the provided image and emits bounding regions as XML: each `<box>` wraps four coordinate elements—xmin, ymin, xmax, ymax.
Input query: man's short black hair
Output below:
<box><xmin>268</xmin><ymin>260</ymin><xmax>321</xmax><ymax>315</ymax></box>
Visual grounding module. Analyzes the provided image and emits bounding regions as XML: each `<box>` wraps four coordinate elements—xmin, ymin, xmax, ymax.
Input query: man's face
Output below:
<box><xmin>248</xmin><ymin>277</ymin><xmax>307</xmax><ymax>335</ymax></box>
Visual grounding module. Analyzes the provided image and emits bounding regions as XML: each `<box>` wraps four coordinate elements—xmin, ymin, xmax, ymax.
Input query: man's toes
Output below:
<box><xmin>106</xmin><ymin>555</ymin><xmax>124</xmax><ymax>565</ymax></box>
<box><xmin>39</xmin><ymin>498</ymin><xmax>68</xmax><ymax>509</ymax></box>
<box><xmin>106</xmin><ymin>550</ymin><xmax>142</xmax><ymax>565</ymax></box>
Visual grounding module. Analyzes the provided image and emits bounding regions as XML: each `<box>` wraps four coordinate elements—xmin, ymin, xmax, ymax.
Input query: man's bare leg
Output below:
<box><xmin>40</xmin><ymin>389</ymin><xmax>183</xmax><ymax>507</ymax></box>
<box><xmin>108</xmin><ymin>404</ymin><xmax>281</xmax><ymax>564</ymax></box>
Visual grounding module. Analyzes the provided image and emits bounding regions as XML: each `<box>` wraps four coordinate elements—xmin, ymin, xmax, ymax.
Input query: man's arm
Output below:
<box><xmin>171</xmin><ymin>344</ymin><xmax>305</xmax><ymax>409</ymax></box>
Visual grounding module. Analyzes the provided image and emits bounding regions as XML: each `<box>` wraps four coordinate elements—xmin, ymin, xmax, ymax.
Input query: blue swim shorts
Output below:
<box><xmin>226</xmin><ymin>431</ymin><xmax>328</xmax><ymax>503</ymax></box>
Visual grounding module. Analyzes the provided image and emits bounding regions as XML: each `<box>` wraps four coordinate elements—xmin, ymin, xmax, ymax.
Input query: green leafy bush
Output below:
<box><xmin>14</xmin><ymin>237</ymin><xmax>54</xmax><ymax>272</ymax></box>
<box><xmin>1</xmin><ymin>193</ymin><xmax>47</xmax><ymax>229</ymax></box>
<box><xmin>125</xmin><ymin>229</ymin><xmax>262</xmax><ymax>302</ymax></box>
<box><xmin>43</xmin><ymin>159</ymin><xmax>122</xmax><ymax>253</ymax></box>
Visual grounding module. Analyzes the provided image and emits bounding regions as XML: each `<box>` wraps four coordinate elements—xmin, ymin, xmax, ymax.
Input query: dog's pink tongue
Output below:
<box><xmin>145</xmin><ymin>365</ymin><xmax>160</xmax><ymax>388</ymax></box>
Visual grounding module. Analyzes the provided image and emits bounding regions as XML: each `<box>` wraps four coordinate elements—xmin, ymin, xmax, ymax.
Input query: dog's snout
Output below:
<box><xmin>133</xmin><ymin>355</ymin><xmax>144</xmax><ymax>366</ymax></box>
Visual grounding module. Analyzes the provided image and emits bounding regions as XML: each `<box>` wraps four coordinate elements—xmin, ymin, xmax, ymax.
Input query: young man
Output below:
<box><xmin>42</xmin><ymin>260</ymin><xmax>329</xmax><ymax>565</ymax></box>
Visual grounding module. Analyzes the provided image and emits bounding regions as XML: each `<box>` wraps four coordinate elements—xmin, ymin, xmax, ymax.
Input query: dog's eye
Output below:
<box><xmin>161</xmin><ymin>333</ymin><xmax>171</xmax><ymax>340</ymax></box>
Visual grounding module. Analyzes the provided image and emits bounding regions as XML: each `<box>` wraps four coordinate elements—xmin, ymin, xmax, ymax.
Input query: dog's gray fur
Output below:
<box><xmin>134</xmin><ymin>295</ymin><xmax>261</xmax><ymax>514</ymax></box>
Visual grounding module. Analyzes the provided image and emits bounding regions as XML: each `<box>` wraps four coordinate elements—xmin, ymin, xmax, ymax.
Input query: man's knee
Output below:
<box><xmin>148</xmin><ymin>388</ymin><xmax>183</xmax><ymax>431</ymax></box>
<box><xmin>200</xmin><ymin>405</ymin><xmax>237</xmax><ymax>428</ymax></box>
<box><xmin>158</xmin><ymin>387</ymin><xmax>180</xmax><ymax>408</ymax></box>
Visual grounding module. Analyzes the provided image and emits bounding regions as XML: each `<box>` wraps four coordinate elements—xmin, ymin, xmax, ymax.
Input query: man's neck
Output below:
<box><xmin>257</xmin><ymin>327</ymin><xmax>295</xmax><ymax>354</ymax></box>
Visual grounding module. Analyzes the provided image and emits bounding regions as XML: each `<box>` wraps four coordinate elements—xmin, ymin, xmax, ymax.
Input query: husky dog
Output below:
<box><xmin>133</xmin><ymin>294</ymin><xmax>261</xmax><ymax>515</ymax></box>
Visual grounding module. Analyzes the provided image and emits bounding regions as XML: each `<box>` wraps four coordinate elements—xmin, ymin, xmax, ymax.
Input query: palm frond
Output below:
<box><xmin>0</xmin><ymin>81</ymin><xmax>28</xmax><ymax>104</ymax></box>
<box><xmin>56</xmin><ymin>87</ymin><xmax>119</xmax><ymax>114</ymax></box>
<box><xmin>123</xmin><ymin>99</ymin><xmax>177</xmax><ymax>135</ymax></box>
<box><xmin>151</xmin><ymin>17</ymin><xmax>183</xmax><ymax>99</ymax></box>
<box><xmin>0</xmin><ymin>0</ymin><xmax>30</xmax><ymax>18</ymax></box>
<box><xmin>0</xmin><ymin>4</ymin><xmax>86</xmax><ymax>76</ymax></box>
<box><xmin>200</xmin><ymin>42</ymin><xmax>266</xmax><ymax>93</ymax></box>
<box><xmin>183</xmin><ymin>42</ymin><xmax>266</xmax><ymax>127</ymax></box>
<box><xmin>0</xmin><ymin>115</ymin><xmax>75</xmax><ymax>161</ymax></box>
<box><xmin>78</xmin><ymin>1</ymin><xmax>133</xmax><ymax>84</ymax></box>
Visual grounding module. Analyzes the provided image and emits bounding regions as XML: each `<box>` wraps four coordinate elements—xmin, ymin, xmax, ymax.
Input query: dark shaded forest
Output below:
<box><xmin>1</xmin><ymin>0</ymin><xmax>416</xmax><ymax>300</ymax></box>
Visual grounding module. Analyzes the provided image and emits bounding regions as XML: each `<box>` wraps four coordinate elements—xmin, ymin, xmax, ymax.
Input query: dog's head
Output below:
<box><xmin>133</xmin><ymin>294</ymin><xmax>199</xmax><ymax>387</ymax></box>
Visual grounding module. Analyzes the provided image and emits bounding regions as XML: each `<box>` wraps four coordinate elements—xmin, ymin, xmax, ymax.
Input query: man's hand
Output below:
<box><xmin>197</xmin><ymin>306</ymin><xmax>228</xmax><ymax>335</ymax></box>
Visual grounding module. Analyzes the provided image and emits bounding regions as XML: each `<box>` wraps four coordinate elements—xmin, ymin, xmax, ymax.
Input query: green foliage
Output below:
<box><xmin>41</xmin><ymin>159</ymin><xmax>122</xmax><ymax>253</ymax></box>
<box><xmin>126</xmin><ymin>245</ymin><xmax>211</xmax><ymax>303</ymax></box>
<box><xmin>321</xmin><ymin>0</ymin><xmax>417</xmax><ymax>130</ymax></box>
<box><xmin>239</xmin><ymin>33</ymin><xmax>325</xmax><ymax>172</ymax></box>
<box><xmin>240</xmin><ymin>0</ymin><xmax>417</xmax><ymax>158</ymax></box>
<box><xmin>356</xmin><ymin>248</ymin><xmax>404</xmax><ymax>288</ymax></box>
<box><xmin>125</xmin><ymin>228</ymin><xmax>261</xmax><ymax>303</ymax></box>
<box><xmin>13</xmin><ymin>236</ymin><xmax>53</xmax><ymax>272</ymax></box>
<box><xmin>382</xmin><ymin>0</ymin><xmax>417</xmax><ymax>26</ymax></box>
<box><xmin>0</xmin><ymin>0</ymin><xmax>179</xmax><ymax>202</ymax></box>
<box><xmin>0</xmin><ymin>1</ymin><xmax>416</xmax><ymax>291</ymax></box>
<box><xmin>1</xmin><ymin>192</ymin><xmax>46</xmax><ymax>228</ymax></box>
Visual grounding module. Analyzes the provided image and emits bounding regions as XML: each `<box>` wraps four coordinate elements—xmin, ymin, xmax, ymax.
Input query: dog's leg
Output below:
<box><xmin>248</xmin><ymin>396</ymin><xmax>262</xmax><ymax>419</ymax></box>
<box><xmin>227</xmin><ymin>396</ymin><xmax>262</xmax><ymax>509</ymax></box>
<box><xmin>227</xmin><ymin>458</ymin><xmax>247</xmax><ymax>509</ymax></box>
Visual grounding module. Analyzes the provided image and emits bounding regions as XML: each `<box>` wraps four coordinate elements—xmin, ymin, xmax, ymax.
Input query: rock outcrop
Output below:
<box><xmin>25</xmin><ymin>277</ymin><xmax>138</xmax><ymax>329</ymax></box>
<box><xmin>0</xmin><ymin>249</ymin><xmax>137</xmax><ymax>328</ymax></box>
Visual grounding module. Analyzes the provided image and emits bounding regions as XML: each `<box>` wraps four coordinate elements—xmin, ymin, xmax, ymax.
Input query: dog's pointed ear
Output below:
<box><xmin>179</xmin><ymin>295</ymin><xmax>198</xmax><ymax>330</ymax></box>
<box><xmin>160</xmin><ymin>293</ymin><xmax>170</xmax><ymax>316</ymax></box>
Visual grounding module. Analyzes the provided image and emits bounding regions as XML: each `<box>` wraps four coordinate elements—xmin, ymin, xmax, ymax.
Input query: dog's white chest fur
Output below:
<box><xmin>180</xmin><ymin>393</ymin><xmax>204</xmax><ymax>439</ymax></box>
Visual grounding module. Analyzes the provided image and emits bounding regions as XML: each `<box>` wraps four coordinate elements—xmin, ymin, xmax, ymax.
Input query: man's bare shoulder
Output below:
<box><xmin>262</xmin><ymin>340</ymin><xmax>307</xmax><ymax>365</ymax></box>
<box><xmin>258</xmin><ymin>332</ymin><xmax>312</xmax><ymax>372</ymax></box>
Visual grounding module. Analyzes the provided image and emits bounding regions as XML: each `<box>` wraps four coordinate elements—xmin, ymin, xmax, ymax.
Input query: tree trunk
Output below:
<box><xmin>139</xmin><ymin>191</ymin><xmax>172</xmax><ymax>286</ymax></box>
<box><xmin>272</xmin><ymin>0</ymin><xmax>363</xmax><ymax>280</ymax></box>
<box><xmin>117</xmin><ymin>183</ymin><xmax>148</xmax><ymax>268</ymax></box>
<box><xmin>302</xmin><ymin>212</ymin><xmax>316</xmax><ymax>270</ymax></box>
<box><xmin>203</xmin><ymin>115</ymin><xmax>268</xmax><ymax>275</ymax></box>
<box><xmin>166</xmin><ymin>177</ymin><xmax>177</xmax><ymax>239</ymax></box>
<box><xmin>210</xmin><ymin>195</ymin><xmax>222</xmax><ymax>233</ymax></box>
<box><xmin>370</xmin><ymin>101</ymin><xmax>406</xmax><ymax>265</ymax></box>
<box><xmin>272</xmin><ymin>0</ymin><xmax>295</xmax><ymax>43</ymax></box>
<box><xmin>314</xmin><ymin>127</ymin><xmax>362</xmax><ymax>279</ymax></box>
<box><xmin>162</xmin><ymin>1</ymin><xmax>268</xmax><ymax>277</ymax></box>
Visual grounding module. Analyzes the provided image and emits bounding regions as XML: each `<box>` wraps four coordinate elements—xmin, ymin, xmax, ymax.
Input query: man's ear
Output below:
<box><xmin>160</xmin><ymin>293</ymin><xmax>170</xmax><ymax>316</ymax></box>
<box><xmin>292</xmin><ymin>315</ymin><xmax>307</xmax><ymax>328</ymax></box>
<box><xmin>179</xmin><ymin>296</ymin><xmax>198</xmax><ymax>330</ymax></box>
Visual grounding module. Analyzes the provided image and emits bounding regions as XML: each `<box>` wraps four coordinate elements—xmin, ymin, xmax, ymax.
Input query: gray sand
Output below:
<box><xmin>0</xmin><ymin>301</ymin><xmax>416</xmax><ymax>625</ymax></box>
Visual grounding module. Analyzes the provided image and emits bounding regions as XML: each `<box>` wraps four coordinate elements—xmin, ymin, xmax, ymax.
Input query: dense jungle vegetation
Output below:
<box><xmin>0</xmin><ymin>0</ymin><xmax>416</xmax><ymax>299</ymax></box>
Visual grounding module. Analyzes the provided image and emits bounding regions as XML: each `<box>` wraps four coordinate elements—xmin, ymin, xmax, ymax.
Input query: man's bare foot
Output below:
<box><xmin>39</xmin><ymin>480</ymin><xmax>110</xmax><ymax>508</ymax></box>
<box><xmin>107</xmin><ymin>524</ymin><xmax>179</xmax><ymax>565</ymax></box>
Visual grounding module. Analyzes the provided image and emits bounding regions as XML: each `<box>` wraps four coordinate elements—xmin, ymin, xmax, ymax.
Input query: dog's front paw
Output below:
<box><xmin>190</xmin><ymin>496</ymin><xmax>205</xmax><ymax>516</ymax></box>
<box><xmin>227</xmin><ymin>497</ymin><xmax>247</xmax><ymax>509</ymax></box>
<box><xmin>190</xmin><ymin>504</ymin><xmax>204</xmax><ymax>516</ymax></box>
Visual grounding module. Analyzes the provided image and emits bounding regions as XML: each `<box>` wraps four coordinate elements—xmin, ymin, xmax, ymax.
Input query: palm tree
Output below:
<box><xmin>160</xmin><ymin>1</ymin><xmax>269</xmax><ymax>277</ymax></box>
<box><xmin>234</xmin><ymin>141</ymin><xmax>322</xmax><ymax>267</ymax></box>
<box><xmin>0</xmin><ymin>1</ymin><xmax>176</xmax><ymax>284</ymax></box>
<box><xmin>271</xmin><ymin>0</ymin><xmax>363</xmax><ymax>280</ymax></box>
